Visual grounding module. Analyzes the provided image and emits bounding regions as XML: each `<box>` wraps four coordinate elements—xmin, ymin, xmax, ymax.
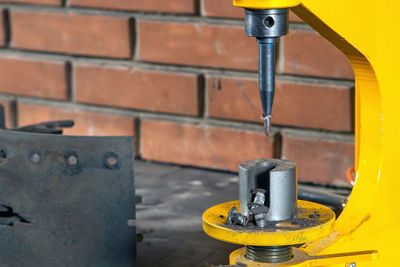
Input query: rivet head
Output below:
<box><xmin>67</xmin><ymin>155</ymin><xmax>78</xmax><ymax>166</ymax></box>
<box><xmin>30</xmin><ymin>153</ymin><xmax>40</xmax><ymax>164</ymax></box>
<box><xmin>104</xmin><ymin>152</ymin><xmax>119</xmax><ymax>169</ymax></box>
<box><xmin>107</xmin><ymin>156</ymin><xmax>118</xmax><ymax>166</ymax></box>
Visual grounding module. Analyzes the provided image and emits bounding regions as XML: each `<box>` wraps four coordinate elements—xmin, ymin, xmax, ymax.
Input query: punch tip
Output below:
<box><xmin>262</xmin><ymin>115</ymin><xmax>272</xmax><ymax>136</ymax></box>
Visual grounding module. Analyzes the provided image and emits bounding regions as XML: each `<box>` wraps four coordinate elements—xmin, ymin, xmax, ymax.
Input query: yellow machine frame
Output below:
<box><xmin>215</xmin><ymin>0</ymin><xmax>398</xmax><ymax>266</ymax></box>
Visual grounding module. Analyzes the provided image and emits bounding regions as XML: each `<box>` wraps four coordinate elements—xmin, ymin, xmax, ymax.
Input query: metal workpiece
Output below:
<box><xmin>0</xmin><ymin>129</ymin><xmax>136</xmax><ymax>266</ymax></box>
<box><xmin>244</xmin><ymin>8</ymin><xmax>288</xmax><ymax>136</ymax></box>
<box><xmin>239</xmin><ymin>159</ymin><xmax>297</xmax><ymax>221</ymax></box>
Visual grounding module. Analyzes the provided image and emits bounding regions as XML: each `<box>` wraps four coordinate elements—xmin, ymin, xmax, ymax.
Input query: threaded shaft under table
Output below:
<box><xmin>246</xmin><ymin>245</ymin><xmax>292</xmax><ymax>263</ymax></box>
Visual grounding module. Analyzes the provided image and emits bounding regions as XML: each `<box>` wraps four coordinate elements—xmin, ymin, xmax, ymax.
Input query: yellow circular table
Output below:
<box><xmin>202</xmin><ymin>200</ymin><xmax>335</xmax><ymax>246</ymax></box>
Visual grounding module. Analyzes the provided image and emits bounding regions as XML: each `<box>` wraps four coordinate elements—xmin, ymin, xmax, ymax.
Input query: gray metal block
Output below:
<box><xmin>0</xmin><ymin>129</ymin><xmax>136</xmax><ymax>267</ymax></box>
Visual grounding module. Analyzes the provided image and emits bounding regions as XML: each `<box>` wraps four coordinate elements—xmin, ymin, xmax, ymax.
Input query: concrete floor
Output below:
<box><xmin>135</xmin><ymin>160</ymin><xmax>240</xmax><ymax>267</ymax></box>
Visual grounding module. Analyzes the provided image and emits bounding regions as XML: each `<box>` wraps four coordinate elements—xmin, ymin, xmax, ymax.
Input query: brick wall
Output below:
<box><xmin>0</xmin><ymin>0</ymin><xmax>355</xmax><ymax>185</ymax></box>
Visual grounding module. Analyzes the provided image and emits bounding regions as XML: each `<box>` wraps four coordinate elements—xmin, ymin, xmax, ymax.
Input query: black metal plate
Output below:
<box><xmin>0</xmin><ymin>129</ymin><xmax>135</xmax><ymax>266</ymax></box>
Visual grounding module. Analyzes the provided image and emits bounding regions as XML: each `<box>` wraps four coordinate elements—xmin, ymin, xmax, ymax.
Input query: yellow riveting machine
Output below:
<box><xmin>203</xmin><ymin>0</ymin><xmax>399</xmax><ymax>266</ymax></box>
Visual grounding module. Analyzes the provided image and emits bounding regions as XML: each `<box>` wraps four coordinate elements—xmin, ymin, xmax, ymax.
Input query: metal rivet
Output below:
<box><xmin>30</xmin><ymin>153</ymin><xmax>40</xmax><ymax>164</ymax></box>
<box><xmin>67</xmin><ymin>155</ymin><xmax>78</xmax><ymax>166</ymax></box>
<box><xmin>104</xmin><ymin>152</ymin><xmax>119</xmax><ymax>169</ymax></box>
<box><xmin>106</xmin><ymin>156</ymin><xmax>118</xmax><ymax>166</ymax></box>
<box><xmin>227</xmin><ymin>206</ymin><xmax>249</xmax><ymax>226</ymax></box>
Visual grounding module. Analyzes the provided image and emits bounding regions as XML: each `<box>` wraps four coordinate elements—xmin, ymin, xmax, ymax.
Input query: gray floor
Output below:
<box><xmin>135</xmin><ymin>160</ymin><xmax>240</xmax><ymax>267</ymax></box>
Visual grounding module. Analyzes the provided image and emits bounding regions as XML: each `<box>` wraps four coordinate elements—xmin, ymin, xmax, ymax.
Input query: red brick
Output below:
<box><xmin>11</xmin><ymin>11</ymin><xmax>131</xmax><ymax>58</ymax></box>
<box><xmin>0</xmin><ymin>0</ymin><xmax>61</xmax><ymax>5</ymax></box>
<box><xmin>75</xmin><ymin>64</ymin><xmax>200</xmax><ymax>116</ymax></box>
<box><xmin>0</xmin><ymin>98</ymin><xmax>13</xmax><ymax>128</ymax></box>
<box><xmin>207</xmin><ymin>76</ymin><xmax>353</xmax><ymax>131</ymax></box>
<box><xmin>141</xmin><ymin>120</ymin><xmax>275</xmax><ymax>171</ymax></box>
<box><xmin>138</xmin><ymin>20</ymin><xmax>257</xmax><ymax>71</ymax></box>
<box><xmin>282</xmin><ymin>130</ymin><xmax>354</xmax><ymax>184</ymax></box>
<box><xmin>0</xmin><ymin>57</ymin><xmax>67</xmax><ymax>99</ymax></box>
<box><xmin>69</xmin><ymin>0</ymin><xmax>196</xmax><ymax>14</ymax></box>
<box><xmin>202</xmin><ymin>0</ymin><xmax>243</xmax><ymax>19</ymax></box>
<box><xmin>18</xmin><ymin>103</ymin><xmax>135</xmax><ymax>136</ymax></box>
<box><xmin>202</xmin><ymin>0</ymin><xmax>301</xmax><ymax>22</ymax></box>
<box><xmin>280</xmin><ymin>30</ymin><xmax>354</xmax><ymax>79</ymax></box>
